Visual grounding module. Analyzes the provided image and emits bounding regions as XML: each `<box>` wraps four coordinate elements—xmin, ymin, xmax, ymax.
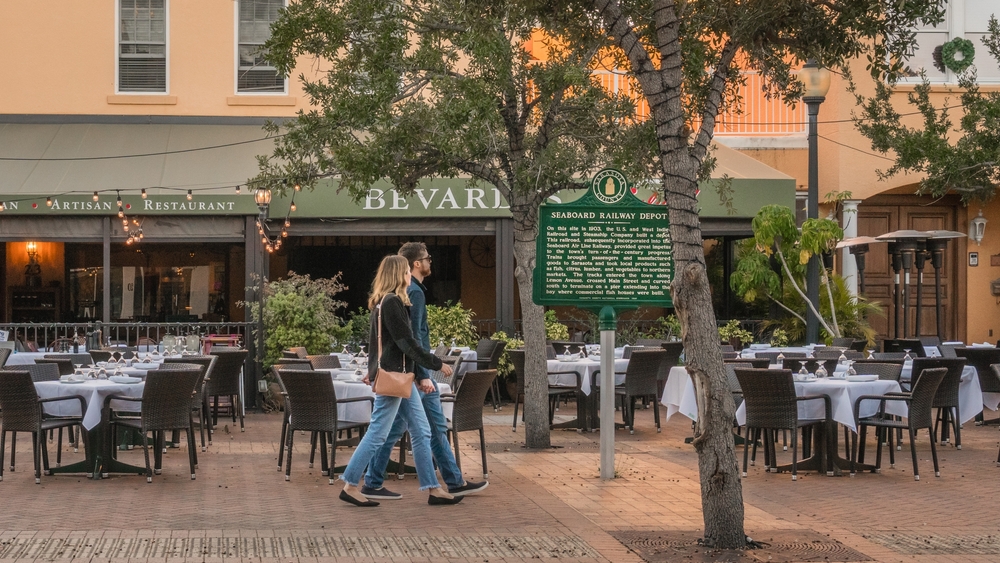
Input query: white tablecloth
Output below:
<box><xmin>740</xmin><ymin>346</ymin><xmax>815</xmax><ymax>359</ymax></box>
<box><xmin>548</xmin><ymin>358</ymin><xmax>628</xmax><ymax>395</ymax></box>
<box><xmin>900</xmin><ymin>363</ymin><xmax>985</xmax><ymax>423</ymax></box>
<box><xmin>34</xmin><ymin>380</ymin><xmax>145</xmax><ymax>430</ymax></box>
<box><xmin>320</xmin><ymin>372</ymin><xmax>453</xmax><ymax>423</ymax></box>
<box><xmin>662</xmin><ymin>366</ymin><xmax>906</xmax><ymax>431</ymax></box>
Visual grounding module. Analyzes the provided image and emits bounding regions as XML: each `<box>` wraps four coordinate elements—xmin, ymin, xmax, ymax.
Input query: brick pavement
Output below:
<box><xmin>0</xmin><ymin>402</ymin><xmax>997</xmax><ymax>562</ymax></box>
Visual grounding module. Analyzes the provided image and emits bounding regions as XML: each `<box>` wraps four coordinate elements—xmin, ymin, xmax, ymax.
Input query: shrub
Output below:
<box><xmin>427</xmin><ymin>301</ymin><xmax>478</xmax><ymax>348</ymax></box>
<box><xmin>490</xmin><ymin>330</ymin><xmax>524</xmax><ymax>383</ymax></box>
<box><xmin>544</xmin><ymin>310</ymin><xmax>570</xmax><ymax>340</ymax></box>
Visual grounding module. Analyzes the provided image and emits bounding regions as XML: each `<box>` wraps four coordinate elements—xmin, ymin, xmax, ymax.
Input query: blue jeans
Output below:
<box><xmin>340</xmin><ymin>383</ymin><xmax>440</xmax><ymax>491</ymax></box>
<box><xmin>364</xmin><ymin>379</ymin><xmax>463</xmax><ymax>490</ymax></box>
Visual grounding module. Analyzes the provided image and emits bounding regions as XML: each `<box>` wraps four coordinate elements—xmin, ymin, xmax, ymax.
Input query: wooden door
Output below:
<box><xmin>857</xmin><ymin>195</ymin><xmax>965</xmax><ymax>342</ymax></box>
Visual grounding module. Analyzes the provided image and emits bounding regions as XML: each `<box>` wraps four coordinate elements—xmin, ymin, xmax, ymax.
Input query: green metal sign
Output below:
<box><xmin>533</xmin><ymin>169</ymin><xmax>674</xmax><ymax>308</ymax></box>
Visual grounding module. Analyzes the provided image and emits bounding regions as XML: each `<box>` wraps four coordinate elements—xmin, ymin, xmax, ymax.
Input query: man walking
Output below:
<box><xmin>361</xmin><ymin>242</ymin><xmax>488</xmax><ymax>499</ymax></box>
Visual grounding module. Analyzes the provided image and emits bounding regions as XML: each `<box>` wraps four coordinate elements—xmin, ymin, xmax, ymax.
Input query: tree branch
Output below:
<box><xmin>821</xmin><ymin>268</ymin><xmax>841</xmax><ymax>337</ymax></box>
<box><xmin>692</xmin><ymin>40</ymin><xmax>739</xmax><ymax>163</ymax></box>
<box><xmin>766</xmin><ymin>293</ymin><xmax>807</xmax><ymax>326</ymax></box>
<box><xmin>774</xmin><ymin>247</ymin><xmax>836</xmax><ymax>337</ymax></box>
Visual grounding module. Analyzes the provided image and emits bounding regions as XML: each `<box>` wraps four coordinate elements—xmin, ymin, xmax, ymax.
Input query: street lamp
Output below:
<box><xmin>254</xmin><ymin>187</ymin><xmax>272</xmax><ymax>219</ymax></box>
<box><xmin>800</xmin><ymin>59</ymin><xmax>831</xmax><ymax>344</ymax></box>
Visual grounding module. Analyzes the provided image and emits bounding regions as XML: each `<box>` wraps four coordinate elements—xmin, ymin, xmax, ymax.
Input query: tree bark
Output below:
<box><xmin>512</xmin><ymin>221</ymin><xmax>551</xmax><ymax>449</ymax></box>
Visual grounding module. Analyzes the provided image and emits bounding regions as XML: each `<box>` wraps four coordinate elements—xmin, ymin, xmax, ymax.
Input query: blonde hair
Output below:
<box><xmin>368</xmin><ymin>255</ymin><xmax>412</xmax><ymax>310</ymax></box>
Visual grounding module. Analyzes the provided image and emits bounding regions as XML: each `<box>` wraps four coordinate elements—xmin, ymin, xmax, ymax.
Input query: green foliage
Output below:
<box><xmin>718</xmin><ymin>320</ymin><xmax>753</xmax><ymax>345</ymax></box>
<box><xmin>490</xmin><ymin>330</ymin><xmax>524</xmax><ymax>382</ymax></box>
<box><xmin>761</xmin><ymin>275</ymin><xmax>881</xmax><ymax>346</ymax></box>
<box><xmin>853</xmin><ymin>16</ymin><xmax>1000</xmax><ymax>205</ymax></box>
<box><xmin>544</xmin><ymin>310</ymin><xmax>570</xmax><ymax>341</ymax></box>
<box><xmin>644</xmin><ymin>315</ymin><xmax>683</xmax><ymax>341</ymax></box>
<box><xmin>427</xmin><ymin>302</ymin><xmax>478</xmax><ymax>348</ymax></box>
<box><xmin>255</xmin><ymin>273</ymin><xmax>349</xmax><ymax>369</ymax></box>
<box><xmin>769</xmin><ymin>328</ymin><xmax>789</xmax><ymax>347</ymax></box>
<box><xmin>343</xmin><ymin>307</ymin><xmax>371</xmax><ymax>350</ymax></box>
<box><xmin>940</xmin><ymin>37</ymin><xmax>975</xmax><ymax>73</ymax></box>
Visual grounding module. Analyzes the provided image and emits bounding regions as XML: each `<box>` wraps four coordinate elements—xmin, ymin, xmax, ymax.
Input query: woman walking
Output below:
<box><xmin>340</xmin><ymin>255</ymin><xmax>458</xmax><ymax>507</ymax></box>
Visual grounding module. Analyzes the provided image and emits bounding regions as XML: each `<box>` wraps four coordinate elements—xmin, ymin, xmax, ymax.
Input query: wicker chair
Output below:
<box><xmin>276</xmin><ymin>369</ymin><xmax>373</xmax><ymax>483</ymax></box>
<box><xmin>441</xmin><ymin>369</ymin><xmax>498</xmax><ymax>480</ymax></box>
<box><xmin>919</xmin><ymin>358</ymin><xmax>967</xmax><ymax>448</ymax></box>
<box><xmin>307</xmin><ymin>355</ymin><xmax>341</xmax><ymax>370</ymax></box>
<box><xmin>206</xmin><ymin>349</ymin><xmax>250</xmax><ymax>432</ymax></box>
<box><xmin>88</xmin><ymin>350</ymin><xmax>113</xmax><ymax>363</ymax></box>
<box><xmin>754</xmin><ymin>351</ymin><xmax>806</xmax><ymax>363</ymax></box>
<box><xmin>831</xmin><ymin>337</ymin><xmax>856</xmax><ymax>349</ymax></box>
<box><xmin>883</xmin><ymin>339</ymin><xmax>925</xmax><ymax>357</ymax></box>
<box><xmin>734</xmin><ymin>368</ymin><xmax>830</xmax><ymax>480</ymax></box>
<box><xmin>872</xmin><ymin>352</ymin><xmax>907</xmax><ymax>361</ymax></box>
<box><xmin>6</xmin><ymin>363</ymin><xmax>61</xmax><ymax>382</ymax></box>
<box><xmin>0</xmin><ymin>348</ymin><xmax>11</xmax><ymax>368</ymax></box>
<box><xmin>938</xmin><ymin>344</ymin><xmax>959</xmax><ymax>358</ymax></box>
<box><xmin>593</xmin><ymin>349</ymin><xmax>666</xmax><ymax>434</ymax></box>
<box><xmin>47</xmin><ymin>353</ymin><xmax>92</xmax><ymax>367</ymax></box>
<box><xmin>283</xmin><ymin>347</ymin><xmax>308</xmax><ymax>359</ymax></box>
<box><xmin>622</xmin><ymin>345</ymin><xmax>645</xmax><ymax>359</ymax></box>
<box><xmin>954</xmin><ymin>348</ymin><xmax>1000</xmax><ymax>425</ymax></box>
<box><xmin>162</xmin><ymin>356</ymin><xmax>217</xmax><ymax>450</ymax></box>
<box><xmin>636</xmin><ymin>338</ymin><xmax>668</xmax><ymax>348</ymax></box>
<box><xmin>813</xmin><ymin>347</ymin><xmax>847</xmax><ymax>360</ymax></box>
<box><xmin>34</xmin><ymin>357</ymin><xmax>74</xmax><ymax>376</ymax></box>
<box><xmin>724</xmin><ymin>362</ymin><xmax>752</xmax><ymax>409</ymax></box>
<box><xmin>726</xmin><ymin>357</ymin><xmax>770</xmax><ymax>369</ymax></box>
<box><xmin>509</xmin><ymin>349</ymin><xmax>581</xmax><ymax>431</ymax></box>
<box><xmin>658</xmin><ymin>342</ymin><xmax>684</xmax><ymax>397</ymax></box>
<box><xmin>0</xmin><ymin>370</ymin><xmax>86</xmax><ymax>484</ymax></box>
<box><xmin>473</xmin><ymin>339</ymin><xmax>506</xmax><ymax>411</ymax></box>
<box><xmin>105</xmin><ymin>367</ymin><xmax>202</xmax><ymax>482</ymax></box>
<box><xmin>919</xmin><ymin>336</ymin><xmax>942</xmax><ymax>347</ymax></box>
<box><xmin>851</xmin><ymin>362</ymin><xmax>903</xmax><ymax>381</ymax></box>
<box><xmin>722</xmin><ymin>351</ymin><xmax>739</xmax><ymax>360</ymax></box>
<box><xmin>275</xmin><ymin>358</ymin><xmax>313</xmax><ymax>368</ymax></box>
<box><xmin>852</xmin><ymin>367</ymin><xmax>947</xmax><ymax>480</ymax></box>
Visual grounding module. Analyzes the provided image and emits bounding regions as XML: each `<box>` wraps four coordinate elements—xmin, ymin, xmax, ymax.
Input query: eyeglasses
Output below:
<box><xmin>418</xmin><ymin>255</ymin><xmax>433</xmax><ymax>263</ymax></box>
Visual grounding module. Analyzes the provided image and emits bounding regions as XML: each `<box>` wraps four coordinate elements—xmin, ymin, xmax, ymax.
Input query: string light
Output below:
<box><xmin>141</xmin><ymin>188</ymin><xmax>147</xmax><ymax>199</ymax></box>
<box><xmin>45</xmin><ymin>197</ymin><xmax>52</xmax><ymax>207</ymax></box>
<box><xmin>290</xmin><ymin>202</ymin><xmax>297</xmax><ymax>212</ymax></box>
<box><xmin>284</xmin><ymin>218</ymin><xmax>290</xmax><ymax>228</ymax></box>
<box><xmin>118</xmin><ymin>207</ymin><xmax>124</xmax><ymax>218</ymax></box>
<box><xmin>186</xmin><ymin>190</ymin><xmax>193</xmax><ymax>201</ymax></box>
<box><xmin>93</xmin><ymin>191</ymin><xmax>99</xmax><ymax>201</ymax></box>
<box><xmin>294</xmin><ymin>183</ymin><xmax>301</xmax><ymax>191</ymax></box>
<box><xmin>116</xmin><ymin>192</ymin><xmax>122</xmax><ymax>207</ymax></box>
<box><xmin>235</xmin><ymin>185</ymin><xmax>241</xmax><ymax>194</ymax></box>
<box><xmin>281</xmin><ymin>229</ymin><xmax>288</xmax><ymax>237</ymax></box>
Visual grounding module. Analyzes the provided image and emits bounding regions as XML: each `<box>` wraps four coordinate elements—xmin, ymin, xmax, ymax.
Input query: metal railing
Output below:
<box><xmin>0</xmin><ymin>321</ymin><xmax>252</xmax><ymax>351</ymax></box>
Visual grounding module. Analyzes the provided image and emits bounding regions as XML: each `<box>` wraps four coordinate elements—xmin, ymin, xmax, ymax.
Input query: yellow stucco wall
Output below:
<box><xmin>1</xmin><ymin>0</ymin><xmax>312</xmax><ymax>117</ymax></box>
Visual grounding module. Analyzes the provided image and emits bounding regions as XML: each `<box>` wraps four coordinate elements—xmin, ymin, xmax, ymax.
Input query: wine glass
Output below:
<box><xmin>777</xmin><ymin>352</ymin><xmax>786</xmax><ymax>367</ymax></box>
<box><xmin>867</xmin><ymin>349</ymin><xmax>875</xmax><ymax>360</ymax></box>
<box><xmin>846</xmin><ymin>360</ymin><xmax>857</xmax><ymax>376</ymax></box>
<box><xmin>838</xmin><ymin>351</ymin><xmax>848</xmax><ymax>364</ymax></box>
<box><xmin>903</xmin><ymin>348</ymin><xmax>913</xmax><ymax>362</ymax></box>
<box><xmin>815</xmin><ymin>363</ymin><xmax>828</xmax><ymax>378</ymax></box>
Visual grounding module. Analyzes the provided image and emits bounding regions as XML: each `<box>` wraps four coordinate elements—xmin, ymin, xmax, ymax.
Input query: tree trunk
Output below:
<box><xmin>512</xmin><ymin>229</ymin><xmax>551</xmax><ymax>449</ymax></box>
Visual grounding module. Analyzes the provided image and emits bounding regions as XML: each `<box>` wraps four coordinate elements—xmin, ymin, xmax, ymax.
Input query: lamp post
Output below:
<box><xmin>254</xmin><ymin>187</ymin><xmax>272</xmax><ymax>219</ymax></box>
<box><xmin>800</xmin><ymin>60</ymin><xmax>831</xmax><ymax>344</ymax></box>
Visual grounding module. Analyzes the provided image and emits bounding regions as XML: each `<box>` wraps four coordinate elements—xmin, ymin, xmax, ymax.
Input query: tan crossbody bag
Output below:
<box><xmin>371</xmin><ymin>295</ymin><xmax>414</xmax><ymax>398</ymax></box>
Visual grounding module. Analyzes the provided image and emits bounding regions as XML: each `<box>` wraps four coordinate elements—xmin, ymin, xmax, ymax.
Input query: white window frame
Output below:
<box><xmin>903</xmin><ymin>0</ymin><xmax>1000</xmax><ymax>84</ymax></box>
<box><xmin>233</xmin><ymin>0</ymin><xmax>289</xmax><ymax>96</ymax></box>
<box><xmin>115</xmin><ymin>0</ymin><xmax>170</xmax><ymax>94</ymax></box>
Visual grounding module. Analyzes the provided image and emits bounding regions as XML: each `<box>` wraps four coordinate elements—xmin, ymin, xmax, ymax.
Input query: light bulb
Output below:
<box><xmin>186</xmin><ymin>190</ymin><xmax>193</xmax><ymax>201</ymax></box>
<box><xmin>45</xmin><ymin>197</ymin><xmax>52</xmax><ymax>207</ymax></box>
<box><xmin>118</xmin><ymin>208</ymin><xmax>124</xmax><ymax>218</ymax></box>
<box><xmin>93</xmin><ymin>192</ymin><xmax>99</xmax><ymax>201</ymax></box>
<box><xmin>138</xmin><ymin>231</ymin><xmax>143</xmax><ymax>239</ymax></box>
<box><xmin>284</xmin><ymin>219</ymin><xmax>290</xmax><ymax>228</ymax></box>
<box><xmin>290</xmin><ymin>202</ymin><xmax>297</xmax><ymax>212</ymax></box>
<box><xmin>281</xmin><ymin>229</ymin><xmax>287</xmax><ymax>237</ymax></box>
<box><xmin>123</xmin><ymin>224</ymin><xmax>129</xmax><ymax>232</ymax></box>
<box><xmin>235</xmin><ymin>185</ymin><xmax>241</xmax><ymax>194</ymax></box>
<box><xmin>141</xmin><ymin>189</ymin><xmax>147</xmax><ymax>199</ymax></box>
<box><xmin>294</xmin><ymin>183</ymin><xmax>301</xmax><ymax>191</ymax></box>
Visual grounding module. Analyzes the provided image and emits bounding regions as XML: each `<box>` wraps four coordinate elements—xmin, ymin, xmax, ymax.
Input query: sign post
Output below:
<box><xmin>534</xmin><ymin>169</ymin><xmax>673</xmax><ymax>480</ymax></box>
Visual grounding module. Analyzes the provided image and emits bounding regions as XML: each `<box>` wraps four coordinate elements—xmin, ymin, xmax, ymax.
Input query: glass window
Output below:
<box><xmin>119</xmin><ymin>0</ymin><xmax>167</xmax><ymax>92</ymax></box>
<box><xmin>237</xmin><ymin>0</ymin><xmax>285</xmax><ymax>93</ymax></box>
<box><xmin>904</xmin><ymin>0</ymin><xmax>1000</xmax><ymax>83</ymax></box>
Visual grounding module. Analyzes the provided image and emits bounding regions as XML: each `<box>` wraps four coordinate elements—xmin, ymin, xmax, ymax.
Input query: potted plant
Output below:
<box><xmin>718</xmin><ymin>319</ymin><xmax>753</xmax><ymax>351</ymax></box>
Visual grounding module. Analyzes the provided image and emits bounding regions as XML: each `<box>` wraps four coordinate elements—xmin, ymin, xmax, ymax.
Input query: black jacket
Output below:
<box><xmin>368</xmin><ymin>293</ymin><xmax>442</xmax><ymax>382</ymax></box>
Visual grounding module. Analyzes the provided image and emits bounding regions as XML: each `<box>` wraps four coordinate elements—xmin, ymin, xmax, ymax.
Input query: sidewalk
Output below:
<box><xmin>0</xmin><ymin>401</ymin><xmax>997</xmax><ymax>562</ymax></box>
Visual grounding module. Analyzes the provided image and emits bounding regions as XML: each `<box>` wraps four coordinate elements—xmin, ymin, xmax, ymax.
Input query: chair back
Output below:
<box><xmin>139</xmin><ymin>368</ymin><xmax>204</xmax><ymax>431</ymax></box>
<box><xmin>719</xmin><ymin>344</ymin><xmax>735</xmax><ymax>353</ymax></box>
<box><xmin>483</xmin><ymin>340</ymin><xmax>507</xmax><ymax>369</ymax></box>
<box><xmin>207</xmin><ymin>349</ymin><xmax>249</xmax><ymax>396</ymax></box>
<box><xmin>919</xmin><ymin>336</ymin><xmax>942</xmax><ymax>347</ymax></box>
<box><xmin>34</xmin><ymin>357</ymin><xmax>74</xmax><ymax>375</ymax></box>
<box><xmin>624</xmin><ymin>349</ymin><xmax>666</xmax><ymax>396</ymax></box>
<box><xmin>545</xmin><ymin>344</ymin><xmax>557</xmax><ymax>360</ymax></box>
<box><xmin>659</xmin><ymin>342</ymin><xmax>684</xmax><ymax>381</ymax></box>
<box><xmin>724</xmin><ymin>362</ymin><xmax>752</xmax><ymax>394</ymax></box>
<box><xmin>509</xmin><ymin>349</ymin><xmax>526</xmax><ymax>395</ymax></box>
<box><xmin>851</xmin><ymin>362</ymin><xmax>903</xmax><ymax>381</ymax></box>
<box><xmin>50</xmin><ymin>337</ymin><xmax>75</xmax><ymax>353</ymax></box>
<box><xmin>274</xmin><ymin>358</ymin><xmax>314</xmax><ymax>369</ymax></box>
<box><xmin>906</xmin><ymin>367</ymin><xmax>948</xmax><ymax>429</ymax></box>
<box><xmin>910</xmin><ymin>358</ymin><xmax>965</xmax><ymax>408</ymax></box>
<box><xmin>48</xmin><ymin>353</ymin><xmax>92</xmax><ymax>366</ymax></box>
<box><xmin>163</xmin><ymin>355</ymin><xmax>217</xmax><ymax>400</ymax></box>
<box><xmin>0</xmin><ymin>370</ymin><xmax>42</xmax><ymax>432</ymax></box>
<box><xmin>434</xmin><ymin>344</ymin><xmax>449</xmax><ymax>356</ymax></box>
<box><xmin>475</xmin><ymin>339</ymin><xmax>500</xmax><ymax>363</ymax></box>
<box><xmin>276</xmin><ymin>369</ymin><xmax>340</xmax><ymax>432</ymax></box>
<box><xmin>938</xmin><ymin>344</ymin><xmax>959</xmax><ymax>358</ymax></box>
<box><xmin>0</xmin><ymin>348</ymin><xmax>10</xmax><ymax>367</ymax></box>
<box><xmin>722</xmin><ymin>351</ymin><xmax>738</xmax><ymax>360</ymax></box>
<box><xmin>550</xmin><ymin>341</ymin><xmax>587</xmax><ymax>356</ymax></box>
<box><xmin>954</xmin><ymin>347</ymin><xmax>1000</xmax><ymax>393</ymax></box>
<box><xmin>635</xmin><ymin>338</ymin><xmax>667</xmax><ymax>348</ymax></box>
<box><xmin>450</xmin><ymin>369</ymin><xmax>497</xmax><ymax>432</ymax></box>
<box><xmin>831</xmin><ymin>337</ymin><xmax>855</xmax><ymax>349</ymax></box>
<box><xmin>813</xmin><ymin>348</ymin><xmax>847</xmax><ymax>360</ymax></box>
<box><xmin>883</xmin><ymin>338</ymin><xmax>925</xmax><ymax>357</ymax></box>
<box><xmin>733</xmin><ymin>368</ymin><xmax>798</xmax><ymax>430</ymax></box>
<box><xmin>872</xmin><ymin>352</ymin><xmax>907</xmax><ymax>361</ymax></box>
<box><xmin>88</xmin><ymin>350</ymin><xmax>113</xmax><ymax>363</ymax></box>
<box><xmin>307</xmin><ymin>354</ymin><xmax>341</xmax><ymax>370</ymax></box>
<box><xmin>5</xmin><ymin>362</ymin><xmax>61</xmax><ymax>382</ymax></box>
<box><xmin>725</xmin><ymin>357</ymin><xmax>769</xmax><ymax>369</ymax></box>
<box><xmin>283</xmin><ymin>347</ymin><xmax>308</xmax><ymax>359</ymax></box>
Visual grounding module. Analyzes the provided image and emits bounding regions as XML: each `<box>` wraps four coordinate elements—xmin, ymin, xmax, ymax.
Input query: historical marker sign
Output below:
<box><xmin>533</xmin><ymin>169</ymin><xmax>674</xmax><ymax>308</ymax></box>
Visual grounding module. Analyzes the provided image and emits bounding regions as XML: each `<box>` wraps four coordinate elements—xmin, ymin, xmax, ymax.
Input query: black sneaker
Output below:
<box><xmin>448</xmin><ymin>481</ymin><xmax>489</xmax><ymax>497</ymax></box>
<box><xmin>360</xmin><ymin>485</ymin><xmax>402</xmax><ymax>500</ymax></box>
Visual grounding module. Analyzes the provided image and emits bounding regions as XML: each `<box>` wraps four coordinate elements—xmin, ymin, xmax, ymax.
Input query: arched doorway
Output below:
<box><xmin>857</xmin><ymin>192</ymin><xmax>967</xmax><ymax>342</ymax></box>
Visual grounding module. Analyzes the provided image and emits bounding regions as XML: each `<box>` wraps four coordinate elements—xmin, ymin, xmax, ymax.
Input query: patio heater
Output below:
<box><xmin>924</xmin><ymin>230</ymin><xmax>967</xmax><ymax>339</ymax></box>
<box><xmin>835</xmin><ymin>236</ymin><xmax>882</xmax><ymax>294</ymax></box>
<box><xmin>877</xmin><ymin>230</ymin><xmax>928</xmax><ymax>338</ymax></box>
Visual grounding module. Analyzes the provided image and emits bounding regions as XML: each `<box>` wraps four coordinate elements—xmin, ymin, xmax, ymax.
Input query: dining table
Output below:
<box><xmin>34</xmin><ymin>379</ymin><xmax>148</xmax><ymax>478</ymax></box>
<box><xmin>315</xmin><ymin>368</ymin><xmax>453</xmax><ymax>421</ymax></box>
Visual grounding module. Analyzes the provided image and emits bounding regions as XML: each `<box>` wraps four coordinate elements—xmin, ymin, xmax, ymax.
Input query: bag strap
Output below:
<box><xmin>376</xmin><ymin>294</ymin><xmax>405</xmax><ymax>371</ymax></box>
